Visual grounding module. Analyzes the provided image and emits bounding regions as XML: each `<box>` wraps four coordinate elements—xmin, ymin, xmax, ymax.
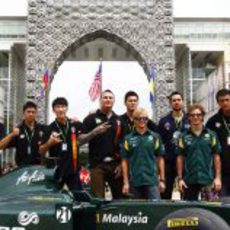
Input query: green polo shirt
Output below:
<box><xmin>121</xmin><ymin>129</ymin><xmax>165</xmax><ymax>187</ymax></box>
<box><xmin>177</xmin><ymin>128</ymin><xmax>221</xmax><ymax>186</ymax></box>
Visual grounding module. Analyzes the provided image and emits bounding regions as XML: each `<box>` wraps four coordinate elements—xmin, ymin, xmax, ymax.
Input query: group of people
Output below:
<box><xmin>0</xmin><ymin>88</ymin><xmax>229</xmax><ymax>202</ymax></box>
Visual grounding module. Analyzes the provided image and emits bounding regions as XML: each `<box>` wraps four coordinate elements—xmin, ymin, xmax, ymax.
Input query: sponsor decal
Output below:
<box><xmin>18</xmin><ymin>211</ymin><xmax>39</xmax><ymax>226</ymax></box>
<box><xmin>0</xmin><ymin>227</ymin><xmax>25</xmax><ymax>230</ymax></box>
<box><xmin>56</xmin><ymin>206</ymin><xmax>72</xmax><ymax>223</ymax></box>
<box><xmin>16</xmin><ymin>170</ymin><xmax>45</xmax><ymax>185</ymax></box>
<box><xmin>167</xmin><ymin>217</ymin><xmax>199</xmax><ymax>228</ymax></box>
<box><xmin>96</xmin><ymin>212</ymin><xmax>148</xmax><ymax>226</ymax></box>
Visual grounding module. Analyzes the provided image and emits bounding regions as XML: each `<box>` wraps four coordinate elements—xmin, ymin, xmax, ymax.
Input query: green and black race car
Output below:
<box><xmin>0</xmin><ymin>165</ymin><xmax>230</xmax><ymax>230</ymax></box>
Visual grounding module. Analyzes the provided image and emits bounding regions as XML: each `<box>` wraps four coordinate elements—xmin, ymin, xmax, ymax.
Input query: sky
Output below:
<box><xmin>48</xmin><ymin>62</ymin><xmax>152</xmax><ymax>122</ymax></box>
<box><xmin>1</xmin><ymin>0</ymin><xmax>230</xmax><ymax>122</ymax></box>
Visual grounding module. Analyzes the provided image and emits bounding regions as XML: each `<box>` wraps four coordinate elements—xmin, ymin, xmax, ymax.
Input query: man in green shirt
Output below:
<box><xmin>121</xmin><ymin>107</ymin><xmax>165</xmax><ymax>199</ymax></box>
<box><xmin>177</xmin><ymin>104</ymin><xmax>222</xmax><ymax>201</ymax></box>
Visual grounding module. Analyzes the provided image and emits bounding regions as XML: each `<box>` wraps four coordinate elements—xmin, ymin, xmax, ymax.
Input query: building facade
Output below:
<box><xmin>0</xmin><ymin>2</ymin><xmax>230</xmax><ymax>129</ymax></box>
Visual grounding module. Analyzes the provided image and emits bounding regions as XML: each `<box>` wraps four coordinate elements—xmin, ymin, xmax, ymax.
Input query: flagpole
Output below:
<box><xmin>99</xmin><ymin>58</ymin><xmax>103</xmax><ymax>98</ymax></box>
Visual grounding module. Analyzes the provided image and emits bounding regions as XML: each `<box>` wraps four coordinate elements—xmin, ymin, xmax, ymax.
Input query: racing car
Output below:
<box><xmin>0</xmin><ymin>165</ymin><xmax>230</xmax><ymax>229</ymax></box>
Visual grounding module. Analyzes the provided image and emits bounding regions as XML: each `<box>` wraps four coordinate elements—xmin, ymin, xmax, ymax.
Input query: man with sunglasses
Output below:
<box><xmin>206</xmin><ymin>89</ymin><xmax>230</xmax><ymax>196</ymax></box>
<box><xmin>121</xmin><ymin>107</ymin><xmax>165</xmax><ymax>199</ymax></box>
<box><xmin>158</xmin><ymin>91</ymin><xmax>189</xmax><ymax>199</ymax></box>
<box><xmin>177</xmin><ymin>104</ymin><xmax>221</xmax><ymax>201</ymax></box>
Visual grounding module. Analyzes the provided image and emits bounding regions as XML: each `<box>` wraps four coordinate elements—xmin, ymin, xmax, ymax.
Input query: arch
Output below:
<box><xmin>25</xmin><ymin>0</ymin><xmax>175</xmax><ymax>122</ymax></box>
<box><xmin>53</xmin><ymin>29</ymin><xmax>148</xmax><ymax>80</ymax></box>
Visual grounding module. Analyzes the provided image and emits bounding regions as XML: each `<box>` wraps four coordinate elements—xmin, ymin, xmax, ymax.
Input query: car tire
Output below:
<box><xmin>155</xmin><ymin>208</ymin><xmax>229</xmax><ymax>230</ymax></box>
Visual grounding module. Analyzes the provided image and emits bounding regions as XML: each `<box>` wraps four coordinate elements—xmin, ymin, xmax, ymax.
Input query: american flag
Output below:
<box><xmin>89</xmin><ymin>63</ymin><xmax>102</xmax><ymax>101</ymax></box>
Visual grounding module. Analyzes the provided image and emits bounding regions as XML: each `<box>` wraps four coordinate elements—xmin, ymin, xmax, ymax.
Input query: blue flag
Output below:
<box><xmin>149</xmin><ymin>67</ymin><xmax>155</xmax><ymax>104</ymax></box>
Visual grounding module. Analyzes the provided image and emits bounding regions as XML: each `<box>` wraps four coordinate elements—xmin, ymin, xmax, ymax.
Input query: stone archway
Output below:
<box><xmin>26</xmin><ymin>0</ymin><xmax>175</xmax><ymax>122</ymax></box>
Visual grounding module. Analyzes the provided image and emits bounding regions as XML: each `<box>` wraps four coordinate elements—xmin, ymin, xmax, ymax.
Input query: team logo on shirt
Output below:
<box><xmin>20</xmin><ymin>134</ymin><xmax>25</xmax><ymax>139</ymax></box>
<box><xmin>164</xmin><ymin>122</ymin><xmax>170</xmax><ymax>130</ymax></box>
<box><xmin>39</xmin><ymin>131</ymin><xmax>43</xmax><ymax>137</ymax></box>
<box><xmin>95</xmin><ymin>118</ymin><xmax>101</xmax><ymax>124</ymax></box>
<box><xmin>130</xmin><ymin>137</ymin><xmax>138</xmax><ymax>147</ymax></box>
<box><xmin>71</xmin><ymin>127</ymin><xmax>76</xmax><ymax>134</ymax></box>
<box><xmin>185</xmin><ymin>124</ymin><xmax>190</xmax><ymax>129</ymax></box>
<box><xmin>148</xmin><ymin>136</ymin><xmax>153</xmax><ymax>142</ymax></box>
<box><xmin>184</xmin><ymin>135</ymin><xmax>193</xmax><ymax>145</ymax></box>
<box><xmin>215</xmin><ymin>122</ymin><xmax>221</xmax><ymax>128</ymax></box>
<box><xmin>204</xmin><ymin>133</ymin><xmax>211</xmax><ymax>139</ymax></box>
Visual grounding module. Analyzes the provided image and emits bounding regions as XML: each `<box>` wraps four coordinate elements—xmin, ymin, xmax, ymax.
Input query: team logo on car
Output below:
<box><xmin>18</xmin><ymin>211</ymin><xmax>39</xmax><ymax>226</ymax></box>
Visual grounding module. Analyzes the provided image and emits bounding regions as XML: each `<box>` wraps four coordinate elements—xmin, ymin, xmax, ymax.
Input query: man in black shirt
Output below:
<box><xmin>81</xmin><ymin>89</ymin><xmax>123</xmax><ymax>199</ymax></box>
<box><xmin>0</xmin><ymin>101</ymin><xmax>46</xmax><ymax>166</ymax></box>
<box><xmin>120</xmin><ymin>91</ymin><xmax>158</xmax><ymax>137</ymax></box>
<box><xmin>40</xmin><ymin>97</ymin><xmax>110</xmax><ymax>191</ymax></box>
<box><xmin>206</xmin><ymin>89</ymin><xmax>230</xmax><ymax>195</ymax></box>
<box><xmin>39</xmin><ymin>97</ymin><xmax>83</xmax><ymax>191</ymax></box>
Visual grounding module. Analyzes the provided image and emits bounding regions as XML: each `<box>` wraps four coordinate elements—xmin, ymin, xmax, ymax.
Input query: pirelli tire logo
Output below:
<box><xmin>96</xmin><ymin>212</ymin><xmax>149</xmax><ymax>226</ymax></box>
<box><xmin>167</xmin><ymin>217</ymin><xmax>199</xmax><ymax>228</ymax></box>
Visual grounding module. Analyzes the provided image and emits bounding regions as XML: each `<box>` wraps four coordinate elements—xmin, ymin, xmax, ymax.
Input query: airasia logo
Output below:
<box><xmin>16</xmin><ymin>170</ymin><xmax>45</xmax><ymax>185</ymax></box>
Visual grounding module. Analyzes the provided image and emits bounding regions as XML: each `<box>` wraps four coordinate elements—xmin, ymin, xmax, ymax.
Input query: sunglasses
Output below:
<box><xmin>134</xmin><ymin>117</ymin><xmax>148</xmax><ymax>122</ymax></box>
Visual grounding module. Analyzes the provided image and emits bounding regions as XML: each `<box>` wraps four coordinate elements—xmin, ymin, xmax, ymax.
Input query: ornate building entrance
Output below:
<box><xmin>26</xmin><ymin>0</ymin><xmax>175</xmax><ymax>122</ymax></box>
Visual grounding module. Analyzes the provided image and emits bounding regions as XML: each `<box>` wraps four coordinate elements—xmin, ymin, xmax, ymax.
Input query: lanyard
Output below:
<box><xmin>24</xmin><ymin>127</ymin><xmax>35</xmax><ymax>145</ymax></box>
<box><xmin>174</xmin><ymin>118</ymin><xmax>182</xmax><ymax>131</ymax></box>
<box><xmin>24</xmin><ymin>127</ymin><xmax>35</xmax><ymax>155</ymax></box>
<box><xmin>222</xmin><ymin>116</ymin><xmax>230</xmax><ymax>135</ymax></box>
<box><xmin>55</xmin><ymin>120</ymin><xmax>69</xmax><ymax>143</ymax></box>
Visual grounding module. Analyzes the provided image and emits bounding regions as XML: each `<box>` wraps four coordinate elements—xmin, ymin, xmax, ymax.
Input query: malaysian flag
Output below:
<box><xmin>89</xmin><ymin>62</ymin><xmax>102</xmax><ymax>101</ymax></box>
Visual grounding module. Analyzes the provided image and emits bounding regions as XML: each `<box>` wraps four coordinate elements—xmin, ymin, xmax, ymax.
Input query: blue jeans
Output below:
<box><xmin>132</xmin><ymin>185</ymin><xmax>160</xmax><ymax>200</ymax></box>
